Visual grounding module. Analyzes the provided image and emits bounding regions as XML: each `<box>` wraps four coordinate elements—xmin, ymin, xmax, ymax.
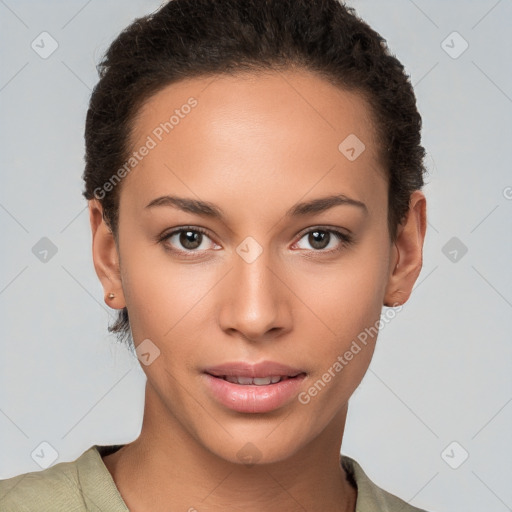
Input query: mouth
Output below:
<box><xmin>212</xmin><ymin>374</ymin><xmax>303</xmax><ymax>385</ymax></box>
<box><xmin>202</xmin><ymin>361</ymin><xmax>307</xmax><ymax>413</ymax></box>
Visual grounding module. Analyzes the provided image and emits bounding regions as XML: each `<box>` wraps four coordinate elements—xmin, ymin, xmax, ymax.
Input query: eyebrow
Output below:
<box><xmin>144</xmin><ymin>193</ymin><xmax>367</xmax><ymax>218</ymax></box>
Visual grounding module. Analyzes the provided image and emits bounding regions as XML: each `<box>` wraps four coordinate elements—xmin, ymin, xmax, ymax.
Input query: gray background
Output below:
<box><xmin>1</xmin><ymin>1</ymin><xmax>511</xmax><ymax>510</ymax></box>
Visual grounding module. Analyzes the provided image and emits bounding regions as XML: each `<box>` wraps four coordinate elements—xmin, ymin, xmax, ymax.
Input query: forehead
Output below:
<box><xmin>120</xmin><ymin>69</ymin><xmax>386</xmax><ymax>219</ymax></box>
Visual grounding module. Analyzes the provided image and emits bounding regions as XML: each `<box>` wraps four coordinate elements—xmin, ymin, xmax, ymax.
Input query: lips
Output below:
<box><xmin>204</xmin><ymin>360</ymin><xmax>304</xmax><ymax>379</ymax></box>
<box><xmin>202</xmin><ymin>360</ymin><xmax>307</xmax><ymax>413</ymax></box>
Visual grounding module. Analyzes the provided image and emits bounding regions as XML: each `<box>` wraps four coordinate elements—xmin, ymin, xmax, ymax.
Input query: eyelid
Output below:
<box><xmin>295</xmin><ymin>224</ymin><xmax>352</xmax><ymax>240</ymax></box>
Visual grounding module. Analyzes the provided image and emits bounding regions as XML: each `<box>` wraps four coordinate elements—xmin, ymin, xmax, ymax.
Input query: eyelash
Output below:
<box><xmin>158</xmin><ymin>225</ymin><xmax>353</xmax><ymax>259</ymax></box>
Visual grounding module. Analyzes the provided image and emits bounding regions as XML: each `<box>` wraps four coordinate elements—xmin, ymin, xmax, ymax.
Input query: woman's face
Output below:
<box><xmin>92</xmin><ymin>69</ymin><xmax>422</xmax><ymax>464</ymax></box>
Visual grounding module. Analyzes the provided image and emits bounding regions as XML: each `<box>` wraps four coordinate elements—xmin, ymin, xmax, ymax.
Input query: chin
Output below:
<box><xmin>195</xmin><ymin>420</ymin><xmax>312</xmax><ymax>467</ymax></box>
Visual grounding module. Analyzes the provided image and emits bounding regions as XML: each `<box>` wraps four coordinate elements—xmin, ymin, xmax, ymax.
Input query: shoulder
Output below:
<box><xmin>0</xmin><ymin>449</ymin><xmax>89</xmax><ymax>511</ymax></box>
<box><xmin>0</xmin><ymin>445</ymin><xmax>127</xmax><ymax>512</ymax></box>
<box><xmin>341</xmin><ymin>455</ymin><xmax>433</xmax><ymax>512</ymax></box>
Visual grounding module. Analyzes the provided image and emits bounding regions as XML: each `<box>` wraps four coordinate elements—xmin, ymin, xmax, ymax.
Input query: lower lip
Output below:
<box><xmin>203</xmin><ymin>373</ymin><xmax>306</xmax><ymax>413</ymax></box>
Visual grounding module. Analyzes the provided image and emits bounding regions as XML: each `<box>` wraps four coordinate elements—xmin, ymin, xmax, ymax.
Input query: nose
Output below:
<box><xmin>217</xmin><ymin>247</ymin><xmax>292</xmax><ymax>343</ymax></box>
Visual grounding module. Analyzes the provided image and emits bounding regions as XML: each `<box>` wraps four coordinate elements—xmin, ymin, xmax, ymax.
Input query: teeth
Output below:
<box><xmin>223</xmin><ymin>375</ymin><xmax>284</xmax><ymax>385</ymax></box>
<box><xmin>253</xmin><ymin>377</ymin><xmax>272</xmax><ymax>385</ymax></box>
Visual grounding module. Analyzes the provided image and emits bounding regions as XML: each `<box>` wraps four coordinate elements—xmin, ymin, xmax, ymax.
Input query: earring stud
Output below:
<box><xmin>107</xmin><ymin>292</ymin><xmax>115</xmax><ymax>299</ymax></box>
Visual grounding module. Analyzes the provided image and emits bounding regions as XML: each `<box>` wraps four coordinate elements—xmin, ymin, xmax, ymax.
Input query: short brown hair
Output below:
<box><xmin>82</xmin><ymin>0</ymin><xmax>427</xmax><ymax>346</ymax></box>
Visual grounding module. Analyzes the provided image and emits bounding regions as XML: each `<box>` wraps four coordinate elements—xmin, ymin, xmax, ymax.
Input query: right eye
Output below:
<box><xmin>158</xmin><ymin>226</ymin><xmax>221</xmax><ymax>256</ymax></box>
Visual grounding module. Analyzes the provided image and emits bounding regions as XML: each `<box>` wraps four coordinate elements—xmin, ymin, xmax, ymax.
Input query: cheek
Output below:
<box><xmin>295</xmin><ymin>237</ymin><xmax>390</xmax><ymax>343</ymax></box>
<box><xmin>117</xmin><ymin>237</ymin><xmax>177</xmax><ymax>336</ymax></box>
<box><xmin>294</xmin><ymin>270</ymin><xmax>383</xmax><ymax>424</ymax></box>
<box><xmin>291</xmin><ymin>235</ymin><xmax>390</xmax><ymax>399</ymax></box>
<box><xmin>119</xmin><ymin>237</ymin><xmax>223</xmax><ymax>359</ymax></box>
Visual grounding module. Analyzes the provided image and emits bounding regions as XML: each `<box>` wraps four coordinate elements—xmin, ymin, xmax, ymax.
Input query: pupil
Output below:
<box><xmin>181</xmin><ymin>230</ymin><xmax>201</xmax><ymax>249</ymax></box>
<box><xmin>310</xmin><ymin>230</ymin><xmax>329</xmax><ymax>250</ymax></box>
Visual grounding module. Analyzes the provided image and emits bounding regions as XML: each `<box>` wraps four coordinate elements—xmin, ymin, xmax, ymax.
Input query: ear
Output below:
<box><xmin>383</xmin><ymin>190</ymin><xmax>427</xmax><ymax>306</ymax></box>
<box><xmin>88</xmin><ymin>199</ymin><xmax>126</xmax><ymax>309</ymax></box>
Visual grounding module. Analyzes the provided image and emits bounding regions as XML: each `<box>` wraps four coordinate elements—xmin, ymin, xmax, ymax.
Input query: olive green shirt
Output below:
<box><xmin>0</xmin><ymin>445</ymin><xmax>430</xmax><ymax>511</ymax></box>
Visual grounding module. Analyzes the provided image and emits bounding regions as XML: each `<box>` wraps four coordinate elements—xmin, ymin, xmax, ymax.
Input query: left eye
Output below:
<box><xmin>161</xmin><ymin>228</ymin><xmax>217</xmax><ymax>252</ymax></box>
<box><xmin>294</xmin><ymin>229</ymin><xmax>352</xmax><ymax>252</ymax></box>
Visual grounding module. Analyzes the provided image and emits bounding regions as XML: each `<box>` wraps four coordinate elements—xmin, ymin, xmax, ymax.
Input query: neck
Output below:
<box><xmin>102</xmin><ymin>383</ymin><xmax>357</xmax><ymax>512</ymax></box>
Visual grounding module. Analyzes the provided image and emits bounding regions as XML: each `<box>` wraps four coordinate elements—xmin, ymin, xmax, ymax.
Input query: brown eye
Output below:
<box><xmin>179</xmin><ymin>230</ymin><xmax>203</xmax><ymax>250</ymax></box>
<box><xmin>308</xmin><ymin>230</ymin><xmax>330</xmax><ymax>250</ymax></box>
<box><xmin>160</xmin><ymin>227</ymin><xmax>219</xmax><ymax>255</ymax></box>
<box><xmin>294</xmin><ymin>228</ymin><xmax>353</xmax><ymax>253</ymax></box>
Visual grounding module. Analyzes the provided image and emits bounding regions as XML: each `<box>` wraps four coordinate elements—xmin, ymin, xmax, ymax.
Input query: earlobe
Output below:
<box><xmin>383</xmin><ymin>190</ymin><xmax>427</xmax><ymax>307</ymax></box>
<box><xmin>88</xmin><ymin>199</ymin><xmax>126</xmax><ymax>308</ymax></box>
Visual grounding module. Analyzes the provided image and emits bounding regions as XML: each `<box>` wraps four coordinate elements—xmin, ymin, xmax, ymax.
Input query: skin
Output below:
<box><xmin>89</xmin><ymin>69</ymin><xmax>426</xmax><ymax>512</ymax></box>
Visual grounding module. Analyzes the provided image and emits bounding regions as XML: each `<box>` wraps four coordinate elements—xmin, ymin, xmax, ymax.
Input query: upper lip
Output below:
<box><xmin>204</xmin><ymin>360</ymin><xmax>305</xmax><ymax>378</ymax></box>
